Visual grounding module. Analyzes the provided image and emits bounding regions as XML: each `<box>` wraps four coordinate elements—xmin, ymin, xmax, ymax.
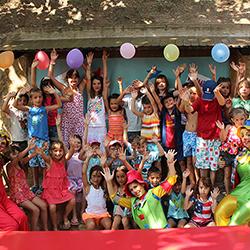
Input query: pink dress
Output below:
<box><xmin>61</xmin><ymin>91</ymin><xmax>84</xmax><ymax>147</ymax></box>
<box><xmin>8</xmin><ymin>163</ymin><xmax>35</xmax><ymax>205</ymax></box>
<box><xmin>42</xmin><ymin>160</ymin><xmax>74</xmax><ymax>204</ymax></box>
<box><xmin>107</xmin><ymin>113</ymin><xmax>124</xmax><ymax>141</ymax></box>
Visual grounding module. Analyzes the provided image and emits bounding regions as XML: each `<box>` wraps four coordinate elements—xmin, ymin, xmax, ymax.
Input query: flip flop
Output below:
<box><xmin>62</xmin><ymin>220</ymin><xmax>71</xmax><ymax>230</ymax></box>
<box><xmin>71</xmin><ymin>219</ymin><xmax>79</xmax><ymax>226</ymax></box>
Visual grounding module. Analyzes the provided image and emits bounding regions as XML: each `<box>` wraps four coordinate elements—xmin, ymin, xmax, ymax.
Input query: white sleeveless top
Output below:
<box><xmin>86</xmin><ymin>185</ymin><xmax>107</xmax><ymax>214</ymax></box>
<box><xmin>87</xmin><ymin>96</ymin><xmax>106</xmax><ymax>127</ymax></box>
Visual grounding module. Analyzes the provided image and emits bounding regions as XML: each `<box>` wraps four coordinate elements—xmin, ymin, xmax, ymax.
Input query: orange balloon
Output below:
<box><xmin>0</xmin><ymin>51</ymin><xmax>14</xmax><ymax>69</ymax></box>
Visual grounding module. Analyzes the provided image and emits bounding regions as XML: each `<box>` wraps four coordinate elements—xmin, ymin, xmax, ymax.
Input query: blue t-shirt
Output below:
<box><xmin>28</xmin><ymin>106</ymin><xmax>49</xmax><ymax>140</ymax></box>
<box><xmin>167</xmin><ymin>192</ymin><xmax>189</xmax><ymax>219</ymax></box>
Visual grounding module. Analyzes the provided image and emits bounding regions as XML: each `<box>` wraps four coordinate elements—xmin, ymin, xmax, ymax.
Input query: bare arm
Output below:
<box><xmin>131</xmin><ymin>91</ymin><xmax>144</xmax><ymax>118</ymax></box>
<box><xmin>48</xmin><ymin>49</ymin><xmax>66</xmax><ymax>92</ymax></box>
<box><xmin>82</xmin><ymin>156</ymin><xmax>91</xmax><ymax>193</ymax></box>
<box><xmin>45</xmin><ymin>88</ymin><xmax>62</xmax><ymax>112</ymax></box>
<box><xmin>34</xmin><ymin>145</ymin><xmax>51</xmax><ymax>165</ymax></box>
<box><xmin>211</xmin><ymin>187</ymin><xmax>220</xmax><ymax>213</ymax></box>
<box><xmin>31</xmin><ymin>60</ymin><xmax>39</xmax><ymax>88</ymax></box>
<box><xmin>208</xmin><ymin>64</ymin><xmax>217</xmax><ymax>82</ymax></box>
<box><xmin>214</xmin><ymin>84</ymin><xmax>226</xmax><ymax>106</ymax></box>
<box><xmin>65</xmin><ymin>137</ymin><xmax>75</xmax><ymax>161</ymax></box>
<box><xmin>148</xmin><ymin>83</ymin><xmax>163</xmax><ymax>111</ymax></box>
<box><xmin>85</xmin><ymin>52</ymin><xmax>94</xmax><ymax>97</ymax></box>
<box><xmin>144</xmin><ymin>87</ymin><xmax>159</xmax><ymax>115</ymax></box>
<box><xmin>184</xmin><ymin>186</ymin><xmax>194</xmax><ymax>210</ymax></box>
<box><xmin>181</xmin><ymin>169</ymin><xmax>190</xmax><ymax>194</ymax></box>
<box><xmin>2</xmin><ymin>92</ymin><xmax>16</xmax><ymax>115</ymax></box>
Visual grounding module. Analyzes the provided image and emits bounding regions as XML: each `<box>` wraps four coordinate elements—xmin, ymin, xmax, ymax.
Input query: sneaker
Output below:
<box><xmin>30</xmin><ymin>185</ymin><xmax>39</xmax><ymax>194</ymax></box>
<box><xmin>35</xmin><ymin>186</ymin><xmax>43</xmax><ymax>195</ymax></box>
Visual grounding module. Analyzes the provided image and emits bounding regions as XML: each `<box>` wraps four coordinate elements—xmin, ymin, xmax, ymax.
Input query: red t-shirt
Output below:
<box><xmin>44</xmin><ymin>96</ymin><xmax>57</xmax><ymax>127</ymax></box>
<box><xmin>192</xmin><ymin>97</ymin><xmax>222</xmax><ymax>140</ymax></box>
<box><xmin>165</xmin><ymin>113</ymin><xmax>175</xmax><ymax>148</ymax></box>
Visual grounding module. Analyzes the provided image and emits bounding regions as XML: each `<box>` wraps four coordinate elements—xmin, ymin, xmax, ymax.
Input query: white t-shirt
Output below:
<box><xmin>123</xmin><ymin>94</ymin><xmax>143</xmax><ymax>132</ymax></box>
<box><xmin>9</xmin><ymin>106</ymin><xmax>28</xmax><ymax>141</ymax></box>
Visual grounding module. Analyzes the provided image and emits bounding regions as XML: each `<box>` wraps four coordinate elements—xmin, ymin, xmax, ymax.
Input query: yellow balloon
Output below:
<box><xmin>0</xmin><ymin>51</ymin><xmax>14</xmax><ymax>69</ymax></box>
<box><xmin>163</xmin><ymin>44</ymin><xmax>180</xmax><ymax>62</ymax></box>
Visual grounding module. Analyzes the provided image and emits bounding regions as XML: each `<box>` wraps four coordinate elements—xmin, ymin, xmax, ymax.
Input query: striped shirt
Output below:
<box><xmin>141</xmin><ymin>113</ymin><xmax>160</xmax><ymax>142</ymax></box>
<box><xmin>190</xmin><ymin>196</ymin><xmax>213</xmax><ymax>224</ymax></box>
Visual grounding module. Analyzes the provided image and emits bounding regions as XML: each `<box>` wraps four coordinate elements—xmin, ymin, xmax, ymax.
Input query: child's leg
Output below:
<box><xmin>49</xmin><ymin>204</ymin><xmax>58</xmax><ymax>230</ymax></box>
<box><xmin>186</xmin><ymin>156</ymin><xmax>196</xmax><ymax>188</ymax></box>
<box><xmin>177</xmin><ymin>219</ymin><xmax>187</xmax><ymax>228</ymax></box>
<box><xmin>210</xmin><ymin>170</ymin><xmax>217</xmax><ymax>187</ymax></box>
<box><xmin>32</xmin><ymin>168</ymin><xmax>39</xmax><ymax>187</ymax></box>
<box><xmin>200</xmin><ymin>169</ymin><xmax>209</xmax><ymax>178</ymax></box>
<box><xmin>20</xmin><ymin>200</ymin><xmax>40</xmax><ymax>231</ymax></box>
<box><xmin>63</xmin><ymin>197</ymin><xmax>75</xmax><ymax>225</ymax></box>
<box><xmin>184</xmin><ymin>222</ymin><xmax>197</xmax><ymax>228</ymax></box>
<box><xmin>224</xmin><ymin>166</ymin><xmax>231</xmax><ymax>194</ymax></box>
<box><xmin>32</xmin><ymin>196</ymin><xmax>48</xmax><ymax>231</ymax></box>
<box><xmin>111</xmin><ymin>215</ymin><xmax>122</xmax><ymax>230</ymax></box>
<box><xmin>85</xmin><ymin>218</ymin><xmax>96</xmax><ymax>230</ymax></box>
<box><xmin>100</xmin><ymin>217</ymin><xmax>112</xmax><ymax>230</ymax></box>
<box><xmin>167</xmin><ymin>218</ymin><xmax>177</xmax><ymax>228</ymax></box>
<box><xmin>122</xmin><ymin>216</ymin><xmax>130</xmax><ymax>229</ymax></box>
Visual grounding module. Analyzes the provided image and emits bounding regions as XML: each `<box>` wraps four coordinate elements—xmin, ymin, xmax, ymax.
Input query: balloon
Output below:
<box><xmin>66</xmin><ymin>49</ymin><xmax>84</xmax><ymax>69</ymax></box>
<box><xmin>163</xmin><ymin>44</ymin><xmax>180</xmax><ymax>62</ymax></box>
<box><xmin>211</xmin><ymin>43</ymin><xmax>230</xmax><ymax>63</ymax></box>
<box><xmin>120</xmin><ymin>43</ymin><xmax>136</xmax><ymax>59</ymax></box>
<box><xmin>0</xmin><ymin>51</ymin><xmax>14</xmax><ymax>69</ymax></box>
<box><xmin>35</xmin><ymin>51</ymin><xmax>50</xmax><ymax>70</ymax></box>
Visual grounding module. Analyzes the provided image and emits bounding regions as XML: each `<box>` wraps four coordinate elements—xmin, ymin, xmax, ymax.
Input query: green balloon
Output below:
<box><xmin>163</xmin><ymin>44</ymin><xmax>180</xmax><ymax>62</ymax></box>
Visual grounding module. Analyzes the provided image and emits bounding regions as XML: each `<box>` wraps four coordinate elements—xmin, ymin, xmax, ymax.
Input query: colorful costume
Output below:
<box><xmin>215</xmin><ymin>147</ymin><xmax>250</xmax><ymax>226</ymax></box>
<box><xmin>61</xmin><ymin>91</ymin><xmax>85</xmax><ymax>147</ymax></box>
<box><xmin>42</xmin><ymin>160</ymin><xmax>74</xmax><ymax>204</ymax></box>
<box><xmin>111</xmin><ymin>170</ymin><xmax>176</xmax><ymax>229</ymax></box>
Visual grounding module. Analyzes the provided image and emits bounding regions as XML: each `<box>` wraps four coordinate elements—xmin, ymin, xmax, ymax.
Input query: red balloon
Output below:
<box><xmin>35</xmin><ymin>51</ymin><xmax>50</xmax><ymax>70</ymax></box>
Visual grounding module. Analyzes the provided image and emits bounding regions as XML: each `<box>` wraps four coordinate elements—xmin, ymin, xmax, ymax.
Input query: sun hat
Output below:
<box><xmin>237</xmin><ymin>120</ymin><xmax>250</xmax><ymax>138</ymax></box>
<box><xmin>124</xmin><ymin>169</ymin><xmax>148</xmax><ymax>197</ymax></box>
<box><xmin>108</xmin><ymin>140</ymin><xmax>122</xmax><ymax>147</ymax></box>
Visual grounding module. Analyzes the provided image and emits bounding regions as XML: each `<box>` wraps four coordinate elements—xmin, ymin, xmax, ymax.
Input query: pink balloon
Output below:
<box><xmin>120</xmin><ymin>43</ymin><xmax>136</xmax><ymax>59</ymax></box>
<box><xmin>35</xmin><ymin>51</ymin><xmax>50</xmax><ymax>70</ymax></box>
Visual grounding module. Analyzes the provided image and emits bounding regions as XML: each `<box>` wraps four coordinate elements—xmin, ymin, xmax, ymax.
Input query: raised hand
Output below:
<box><xmin>149</xmin><ymin>65</ymin><xmax>157</xmax><ymax>75</ymax></box>
<box><xmin>165</xmin><ymin>149</ymin><xmax>177</xmax><ymax>164</ymax></box>
<box><xmin>140</xmin><ymin>87</ymin><xmax>148</xmax><ymax>94</ymax></box>
<box><xmin>208</xmin><ymin>64</ymin><xmax>216</xmax><ymax>76</ymax></box>
<box><xmin>211</xmin><ymin>187</ymin><xmax>220</xmax><ymax>200</ymax></box>
<box><xmin>117</xmin><ymin>76</ymin><xmax>123</xmax><ymax>85</ymax></box>
<box><xmin>101</xmin><ymin>167</ymin><xmax>114</xmax><ymax>182</ymax></box>
<box><xmin>68</xmin><ymin>135</ymin><xmax>75</xmax><ymax>149</ymax></box>
<box><xmin>31</xmin><ymin>59</ymin><xmax>39</xmax><ymax>69</ymax></box>
<box><xmin>214</xmin><ymin>83</ymin><xmax>223</xmax><ymax>93</ymax></box>
<box><xmin>86</xmin><ymin>51</ymin><xmax>94</xmax><ymax>66</ymax></box>
<box><xmin>28</xmin><ymin>138</ymin><xmax>36</xmax><ymax>150</ymax></box>
<box><xmin>5</xmin><ymin>91</ymin><xmax>16</xmax><ymax>99</ymax></box>
<box><xmin>185</xmin><ymin>185</ymin><xmax>193</xmax><ymax>197</ymax></box>
<box><xmin>50</xmin><ymin>49</ymin><xmax>58</xmax><ymax>62</ymax></box>
<box><xmin>100</xmin><ymin>153</ymin><xmax>107</xmax><ymax>166</ymax></box>
<box><xmin>179</xmin><ymin>88</ymin><xmax>190</xmax><ymax>102</ymax></box>
<box><xmin>117</xmin><ymin>148</ymin><xmax>126</xmax><ymax>161</ymax></box>
<box><xmin>132</xmin><ymin>79</ymin><xmax>144</xmax><ymax>89</ymax></box>
<box><xmin>183</xmin><ymin>169</ymin><xmax>190</xmax><ymax>178</ymax></box>
<box><xmin>102</xmin><ymin>49</ymin><xmax>109</xmax><ymax>61</ymax></box>
<box><xmin>215</xmin><ymin>120</ymin><xmax>225</xmax><ymax>130</ymax></box>
<box><xmin>148</xmin><ymin>83</ymin><xmax>155</xmax><ymax>92</ymax></box>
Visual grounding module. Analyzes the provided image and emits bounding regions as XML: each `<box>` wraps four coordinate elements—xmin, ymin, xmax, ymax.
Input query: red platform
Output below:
<box><xmin>0</xmin><ymin>226</ymin><xmax>249</xmax><ymax>250</ymax></box>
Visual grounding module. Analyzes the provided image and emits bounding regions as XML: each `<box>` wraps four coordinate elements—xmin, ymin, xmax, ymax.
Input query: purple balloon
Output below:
<box><xmin>66</xmin><ymin>48</ymin><xmax>84</xmax><ymax>69</ymax></box>
<box><xmin>120</xmin><ymin>43</ymin><xmax>136</xmax><ymax>59</ymax></box>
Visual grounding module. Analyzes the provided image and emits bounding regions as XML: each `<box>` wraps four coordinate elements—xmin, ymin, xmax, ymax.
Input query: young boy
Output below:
<box><xmin>147</xmin><ymin>166</ymin><xmax>162</xmax><ymax>188</ymax></box>
<box><xmin>161</xmin><ymin>92</ymin><xmax>185</xmax><ymax>173</ymax></box>
<box><xmin>183</xmin><ymin>76</ymin><xmax>225</xmax><ymax>186</ymax></box>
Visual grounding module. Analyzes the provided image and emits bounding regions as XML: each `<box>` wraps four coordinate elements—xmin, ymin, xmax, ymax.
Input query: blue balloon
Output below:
<box><xmin>211</xmin><ymin>43</ymin><xmax>230</xmax><ymax>63</ymax></box>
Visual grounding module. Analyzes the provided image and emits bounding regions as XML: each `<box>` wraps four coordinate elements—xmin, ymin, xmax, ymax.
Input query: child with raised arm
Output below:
<box><xmin>48</xmin><ymin>49</ymin><xmax>85</xmax><ymax>147</ymax></box>
<box><xmin>102</xmin><ymin>150</ymin><xmax>177</xmax><ymax>229</ymax></box>
<box><xmin>182</xmin><ymin>67</ymin><xmax>225</xmax><ymax>187</ymax></box>
<box><xmin>36</xmin><ymin>140</ymin><xmax>75</xmax><ymax>230</ymax></box>
<box><xmin>2</xmin><ymin>89</ymin><xmax>29</xmax><ymax>151</ymax></box>
<box><xmin>167</xmin><ymin>169</ymin><xmax>190</xmax><ymax>228</ymax></box>
<box><xmin>184</xmin><ymin>178</ymin><xmax>220</xmax><ymax>228</ymax></box>
<box><xmin>13</xmin><ymin>87</ymin><xmax>62</xmax><ymax>193</ymax></box>
<box><xmin>82</xmin><ymin>150</ymin><xmax>112</xmax><ymax>230</ymax></box>
<box><xmin>215</xmin><ymin>108</ymin><xmax>247</xmax><ymax>194</ymax></box>
<box><xmin>85</xmin><ymin>51</ymin><xmax>107</xmax><ymax>151</ymax></box>
<box><xmin>7</xmin><ymin>140</ymin><xmax>48</xmax><ymax>231</ymax></box>
<box><xmin>131</xmin><ymin>86</ymin><xmax>160</xmax><ymax>143</ymax></box>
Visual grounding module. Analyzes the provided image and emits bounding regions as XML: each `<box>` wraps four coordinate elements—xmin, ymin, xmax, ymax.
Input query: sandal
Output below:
<box><xmin>62</xmin><ymin>220</ymin><xmax>71</xmax><ymax>230</ymax></box>
<box><xmin>71</xmin><ymin>219</ymin><xmax>79</xmax><ymax>226</ymax></box>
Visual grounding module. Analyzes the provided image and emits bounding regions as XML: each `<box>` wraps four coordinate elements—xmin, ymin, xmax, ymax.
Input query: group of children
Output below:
<box><xmin>0</xmin><ymin>49</ymin><xmax>249</xmax><ymax>231</ymax></box>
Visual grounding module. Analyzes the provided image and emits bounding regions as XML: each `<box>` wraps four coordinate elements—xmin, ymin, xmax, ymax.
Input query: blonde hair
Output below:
<box><xmin>237</xmin><ymin>78</ymin><xmax>250</xmax><ymax>99</ymax></box>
